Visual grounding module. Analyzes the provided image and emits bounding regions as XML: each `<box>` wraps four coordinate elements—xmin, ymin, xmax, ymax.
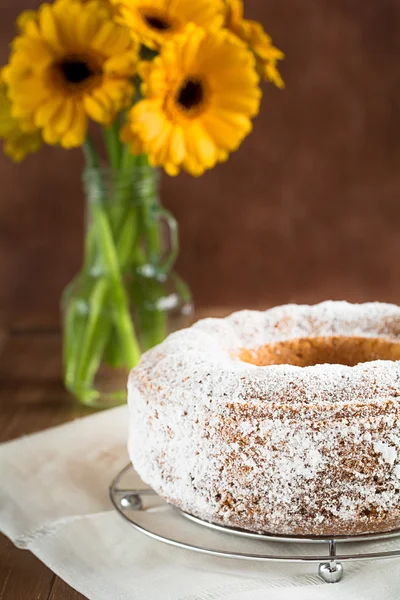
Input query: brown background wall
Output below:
<box><xmin>1</xmin><ymin>0</ymin><xmax>400</xmax><ymax>327</ymax></box>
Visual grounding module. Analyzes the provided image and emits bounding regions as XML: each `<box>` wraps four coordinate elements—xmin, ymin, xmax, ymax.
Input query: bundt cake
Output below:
<box><xmin>128</xmin><ymin>301</ymin><xmax>400</xmax><ymax>537</ymax></box>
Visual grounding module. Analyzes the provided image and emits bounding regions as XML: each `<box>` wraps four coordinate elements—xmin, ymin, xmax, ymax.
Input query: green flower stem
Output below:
<box><xmin>103</xmin><ymin>121</ymin><xmax>122</xmax><ymax>170</ymax></box>
<box><xmin>63</xmin><ymin>129</ymin><xmax>186</xmax><ymax>404</ymax></box>
<box><xmin>91</xmin><ymin>200</ymin><xmax>141</xmax><ymax>367</ymax></box>
<box><xmin>132</xmin><ymin>156</ymin><xmax>169</xmax><ymax>350</ymax></box>
<box><xmin>102</xmin><ymin>194</ymin><xmax>140</xmax><ymax>369</ymax></box>
<box><xmin>116</xmin><ymin>202</ymin><xmax>140</xmax><ymax>269</ymax></box>
<box><xmin>112</xmin><ymin>147</ymin><xmax>136</xmax><ymax>235</ymax></box>
<box><xmin>73</xmin><ymin>278</ymin><xmax>111</xmax><ymax>388</ymax></box>
<box><xmin>63</xmin><ymin>273</ymin><xmax>107</xmax><ymax>403</ymax></box>
<box><xmin>85</xmin><ymin>136</ymin><xmax>141</xmax><ymax>367</ymax></box>
<box><xmin>83</xmin><ymin>136</ymin><xmax>100</xmax><ymax>169</ymax></box>
<box><xmin>63</xmin><ymin>138</ymin><xmax>142</xmax><ymax>401</ymax></box>
<box><xmin>137</xmin><ymin>155</ymin><xmax>163</xmax><ymax>261</ymax></box>
<box><xmin>81</xmin><ymin>141</ymin><xmax>102</xmax><ymax>272</ymax></box>
<box><xmin>101</xmin><ymin>143</ymin><xmax>137</xmax><ymax>367</ymax></box>
<box><xmin>102</xmin><ymin>325</ymin><xmax>124</xmax><ymax>369</ymax></box>
<box><xmin>103</xmin><ymin>147</ymin><xmax>170</xmax><ymax>353</ymax></box>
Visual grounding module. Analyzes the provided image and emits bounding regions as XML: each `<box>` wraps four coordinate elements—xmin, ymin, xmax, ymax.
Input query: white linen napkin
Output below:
<box><xmin>1</xmin><ymin>406</ymin><xmax>400</xmax><ymax>600</ymax></box>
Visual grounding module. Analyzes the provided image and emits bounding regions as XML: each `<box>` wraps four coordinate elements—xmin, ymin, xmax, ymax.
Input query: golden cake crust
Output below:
<box><xmin>239</xmin><ymin>335</ymin><xmax>400</xmax><ymax>368</ymax></box>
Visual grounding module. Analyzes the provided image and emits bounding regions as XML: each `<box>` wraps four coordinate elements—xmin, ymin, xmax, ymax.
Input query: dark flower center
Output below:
<box><xmin>144</xmin><ymin>15</ymin><xmax>170</xmax><ymax>30</ymax></box>
<box><xmin>177</xmin><ymin>79</ymin><xmax>204</xmax><ymax>111</ymax></box>
<box><xmin>59</xmin><ymin>59</ymin><xmax>94</xmax><ymax>84</ymax></box>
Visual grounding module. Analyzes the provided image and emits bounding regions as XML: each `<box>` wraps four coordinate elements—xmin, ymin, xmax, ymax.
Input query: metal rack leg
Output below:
<box><xmin>120</xmin><ymin>493</ymin><xmax>143</xmax><ymax>511</ymax></box>
<box><xmin>318</xmin><ymin>541</ymin><xmax>344</xmax><ymax>583</ymax></box>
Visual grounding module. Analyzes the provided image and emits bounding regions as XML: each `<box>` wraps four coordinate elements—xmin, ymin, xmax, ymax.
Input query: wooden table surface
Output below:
<box><xmin>0</xmin><ymin>310</ymin><xmax>227</xmax><ymax>599</ymax></box>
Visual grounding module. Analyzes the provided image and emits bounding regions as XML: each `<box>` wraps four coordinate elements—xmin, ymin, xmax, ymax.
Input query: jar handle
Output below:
<box><xmin>154</xmin><ymin>208</ymin><xmax>179</xmax><ymax>275</ymax></box>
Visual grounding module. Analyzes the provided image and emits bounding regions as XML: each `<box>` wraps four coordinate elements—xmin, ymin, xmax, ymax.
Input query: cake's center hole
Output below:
<box><xmin>239</xmin><ymin>336</ymin><xmax>400</xmax><ymax>368</ymax></box>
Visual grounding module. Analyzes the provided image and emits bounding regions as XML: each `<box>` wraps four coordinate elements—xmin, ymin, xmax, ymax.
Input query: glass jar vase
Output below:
<box><xmin>62</xmin><ymin>163</ymin><xmax>193</xmax><ymax>408</ymax></box>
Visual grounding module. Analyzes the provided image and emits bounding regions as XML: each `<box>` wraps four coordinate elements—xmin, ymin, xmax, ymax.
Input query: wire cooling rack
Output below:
<box><xmin>110</xmin><ymin>464</ymin><xmax>400</xmax><ymax>583</ymax></box>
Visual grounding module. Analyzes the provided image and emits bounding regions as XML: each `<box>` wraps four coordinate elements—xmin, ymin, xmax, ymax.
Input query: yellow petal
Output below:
<box><xmin>76</xmin><ymin>9</ymin><xmax>101</xmax><ymax>45</ymax></box>
<box><xmin>61</xmin><ymin>104</ymin><xmax>88</xmax><ymax>147</ymax></box>
<box><xmin>16</xmin><ymin>10</ymin><xmax>37</xmax><ymax>33</ymax></box>
<box><xmin>103</xmin><ymin>54</ymin><xmax>136</xmax><ymax>77</ymax></box>
<box><xmin>12</xmin><ymin>37</ymin><xmax>53</xmax><ymax>68</ymax></box>
<box><xmin>169</xmin><ymin>125</ymin><xmax>186</xmax><ymax>165</ymax></box>
<box><xmin>39</xmin><ymin>4</ymin><xmax>63</xmax><ymax>54</ymax></box>
<box><xmin>186</xmin><ymin>122</ymin><xmax>217</xmax><ymax>169</ymax></box>
<box><xmin>83</xmin><ymin>94</ymin><xmax>108</xmax><ymax>123</ymax></box>
<box><xmin>91</xmin><ymin>22</ymin><xmax>122</xmax><ymax>52</ymax></box>
<box><xmin>53</xmin><ymin>98</ymin><xmax>74</xmax><ymax>135</ymax></box>
<box><xmin>34</xmin><ymin>96</ymin><xmax>63</xmax><ymax>128</ymax></box>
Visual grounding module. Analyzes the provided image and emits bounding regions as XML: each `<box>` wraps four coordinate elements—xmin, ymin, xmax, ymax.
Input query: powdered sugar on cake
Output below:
<box><xmin>128</xmin><ymin>301</ymin><xmax>400</xmax><ymax>536</ymax></box>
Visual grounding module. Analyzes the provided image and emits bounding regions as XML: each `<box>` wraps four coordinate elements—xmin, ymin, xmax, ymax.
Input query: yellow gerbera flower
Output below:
<box><xmin>122</xmin><ymin>24</ymin><xmax>261</xmax><ymax>177</ymax></box>
<box><xmin>3</xmin><ymin>0</ymin><xmax>139</xmax><ymax>149</ymax></box>
<box><xmin>17</xmin><ymin>0</ymin><xmax>116</xmax><ymax>32</ymax></box>
<box><xmin>112</xmin><ymin>0</ymin><xmax>225</xmax><ymax>50</ymax></box>
<box><xmin>16</xmin><ymin>10</ymin><xmax>37</xmax><ymax>32</ymax></box>
<box><xmin>0</xmin><ymin>79</ymin><xmax>42</xmax><ymax>162</ymax></box>
<box><xmin>225</xmin><ymin>0</ymin><xmax>285</xmax><ymax>89</ymax></box>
